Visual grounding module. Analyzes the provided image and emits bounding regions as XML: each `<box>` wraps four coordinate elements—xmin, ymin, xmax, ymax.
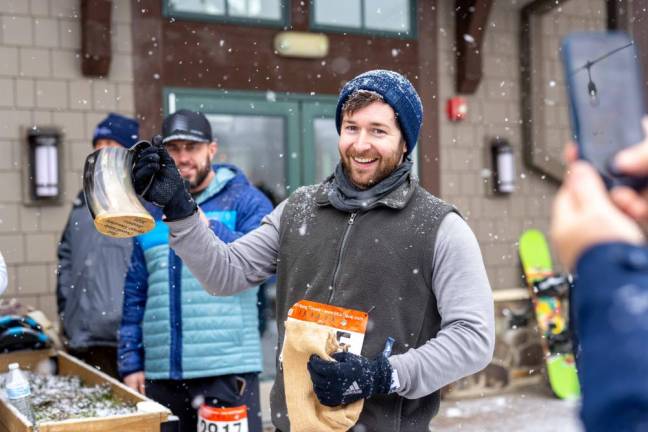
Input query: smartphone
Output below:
<box><xmin>561</xmin><ymin>31</ymin><xmax>647</xmax><ymax>189</ymax></box>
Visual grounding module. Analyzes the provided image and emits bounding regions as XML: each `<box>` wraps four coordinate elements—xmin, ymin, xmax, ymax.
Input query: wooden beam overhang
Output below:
<box><xmin>81</xmin><ymin>0</ymin><xmax>113</xmax><ymax>77</ymax></box>
<box><xmin>455</xmin><ymin>0</ymin><xmax>494</xmax><ymax>94</ymax></box>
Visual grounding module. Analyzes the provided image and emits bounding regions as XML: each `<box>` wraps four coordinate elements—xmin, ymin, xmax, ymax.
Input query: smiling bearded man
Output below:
<box><xmin>131</xmin><ymin>70</ymin><xmax>495</xmax><ymax>432</ymax></box>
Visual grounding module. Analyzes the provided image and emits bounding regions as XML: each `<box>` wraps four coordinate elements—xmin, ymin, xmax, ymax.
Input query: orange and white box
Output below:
<box><xmin>286</xmin><ymin>300</ymin><xmax>368</xmax><ymax>355</ymax></box>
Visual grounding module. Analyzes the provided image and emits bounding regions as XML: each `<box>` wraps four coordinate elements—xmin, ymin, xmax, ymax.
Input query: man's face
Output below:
<box><xmin>165</xmin><ymin>139</ymin><xmax>217</xmax><ymax>192</ymax></box>
<box><xmin>338</xmin><ymin>101</ymin><xmax>406</xmax><ymax>189</ymax></box>
<box><xmin>93</xmin><ymin>139</ymin><xmax>123</xmax><ymax>150</ymax></box>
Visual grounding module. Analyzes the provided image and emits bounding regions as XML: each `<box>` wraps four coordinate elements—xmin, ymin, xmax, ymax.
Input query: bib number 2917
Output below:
<box><xmin>197</xmin><ymin>404</ymin><xmax>249</xmax><ymax>432</ymax></box>
<box><xmin>198</xmin><ymin>419</ymin><xmax>247</xmax><ymax>432</ymax></box>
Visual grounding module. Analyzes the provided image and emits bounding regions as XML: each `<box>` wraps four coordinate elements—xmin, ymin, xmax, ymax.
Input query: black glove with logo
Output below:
<box><xmin>307</xmin><ymin>350</ymin><xmax>393</xmax><ymax>406</ymax></box>
<box><xmin>131</xmin><ymin>135</ymin><xmax>197</xmax><ymax>221</ymax></box>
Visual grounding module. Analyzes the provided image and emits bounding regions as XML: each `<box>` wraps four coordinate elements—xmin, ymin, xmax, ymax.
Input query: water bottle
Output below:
<box><xmin>5</xmin><ymin>363</ymin><xmax>35</xmax><ymax>424</ymax></box>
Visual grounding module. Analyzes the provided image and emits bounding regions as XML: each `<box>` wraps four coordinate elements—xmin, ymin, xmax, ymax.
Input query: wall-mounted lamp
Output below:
<box><xmin>273</xmin><ymin>31</ymin><xmax>329</xmax><ymax>59</ymax></box>
<box><xmin>27</xmin><ymin>127</ymin><xmax>61</xmax><ymax>203</ymax></box>
<box><xmin>491</xmin><ymin>137</ymin><xmax>515</xmax><ymax>194</ymax></box>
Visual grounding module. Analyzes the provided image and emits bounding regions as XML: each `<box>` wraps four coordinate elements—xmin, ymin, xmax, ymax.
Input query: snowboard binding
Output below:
<box><xmin>532</xmin><ymin>274</ymin><xmax>573</xmax><ymax>298</ymax></box>
<box><xmin>546</xmin><ymin>329</ymin><xmax>573</xmax><ymax>355</ymax></box>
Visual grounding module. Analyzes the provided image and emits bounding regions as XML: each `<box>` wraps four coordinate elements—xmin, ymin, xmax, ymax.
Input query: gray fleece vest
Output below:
<box><xmin>270</xmin><ymin>176</ymin><xmax>455</xmax><ymax>432</ymax></box>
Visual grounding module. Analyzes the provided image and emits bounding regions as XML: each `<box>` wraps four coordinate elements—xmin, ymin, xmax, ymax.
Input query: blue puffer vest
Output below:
<box><xmin>119</xmin><ymin>165</ymin><xmax>271</xmax><ymax>380</ymax></box>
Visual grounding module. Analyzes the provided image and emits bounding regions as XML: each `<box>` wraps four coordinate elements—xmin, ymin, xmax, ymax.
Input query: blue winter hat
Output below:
<box><xmin>92</xmin><ymin>113</ymin><xmax>139</xmax><ymax>149</ymax></box>
<box><xmin>335</xmin><ymin>69</ymin><xmax>423</xmax><ymax>155</ymax></box>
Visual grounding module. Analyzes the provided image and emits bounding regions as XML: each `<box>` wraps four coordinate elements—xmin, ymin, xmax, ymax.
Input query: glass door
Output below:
<box><xmin>301</xmin><ymin>100</ymin><xmax>338</xmax><ymax>184</ymax></box>
<box><xmin>166</xmin><ymin>89</ymin><xmax>339</xmax><ymax>196</ymax></box>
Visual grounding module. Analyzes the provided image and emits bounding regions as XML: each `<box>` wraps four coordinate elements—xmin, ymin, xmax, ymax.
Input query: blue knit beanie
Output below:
<box><xmin>92</xmin><ymin>113</ymin><xmax>139</xmax><ymax>148</ymax></box>
<box><xmin>335</xmin><ymin>70</ymin><xmax>423</xmax><ymax>155</ymax></box>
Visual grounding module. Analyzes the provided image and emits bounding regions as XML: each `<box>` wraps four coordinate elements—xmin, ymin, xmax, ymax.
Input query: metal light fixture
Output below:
<box><xmin>273</xmin><ymin>31</ymin><xmax>329</xmax><ymax>59</ymax></box>
<box><xmin>27</xmin><ymin>127</ymin><xmax>61</xmax><ymax>202</ymax></box>
<box><xmin>491</xmin><ymin>137</ymin><xmax>515</xmax><ymax>194</ymax></box>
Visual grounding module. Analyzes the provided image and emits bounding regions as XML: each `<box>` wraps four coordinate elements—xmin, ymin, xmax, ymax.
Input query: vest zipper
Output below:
<box><xmin>169</xmin><ymin>250</ymin><xmax>183</xmax><ymax>379</ymax></box>
<box><xmin>329</xmin><ymin>212</ymin><xmax>357</xmax><ymax>303</ymax></box>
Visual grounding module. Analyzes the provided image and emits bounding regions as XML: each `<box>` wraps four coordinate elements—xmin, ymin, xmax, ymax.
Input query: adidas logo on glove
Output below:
<box><xmin>342</xmin><ymin>381</ymin><xmax>363</xmax><ymax>396</ymax></box>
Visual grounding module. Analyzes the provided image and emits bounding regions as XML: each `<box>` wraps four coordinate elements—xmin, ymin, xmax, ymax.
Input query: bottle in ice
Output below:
<box><xmin>5</xmin><ymin>362</ymin><xmax>35</xmax><ymax>424</ymax></box>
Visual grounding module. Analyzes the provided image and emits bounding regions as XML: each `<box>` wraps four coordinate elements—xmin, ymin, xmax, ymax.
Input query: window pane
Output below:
<box><xmin>313</xmin><ymin>118</ymin><xmax>339</xmax><ymax>182</ymax></box>
<box><xmin>313</xmin><ymin>0</ymin><xmax>361</xmax><ymax>28</ymax></box>
<box><xmin>169</xmin><ymin>0</ymin><xmax>225</xmax><ymax>15</ymax></box>
<box><xmin>228</xmin><ymin>0</ymin><xmax>282</xmax><ymax>20</ymax></box>
<box><xmin>207</xmin><ymin>114</ymin><xmax>287</xmax><ymax>201</ymax></box>
<box><xmin>364</xmin><ymin>0</ymin><xmax>410</xmax><ymax>33</ymax></box>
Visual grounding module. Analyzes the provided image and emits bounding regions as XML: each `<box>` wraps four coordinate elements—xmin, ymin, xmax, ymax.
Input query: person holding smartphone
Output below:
<box><xmin>550</xmin><ymin>124</ymin><xmax>648</xmax><ymax>432</ymax></box>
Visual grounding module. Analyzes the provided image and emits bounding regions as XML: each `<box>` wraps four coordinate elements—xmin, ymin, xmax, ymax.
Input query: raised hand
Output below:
<box><xmin>131</xmin><ymin>135</ymin><xmax>197</xmax><ymax>221</ymax></box>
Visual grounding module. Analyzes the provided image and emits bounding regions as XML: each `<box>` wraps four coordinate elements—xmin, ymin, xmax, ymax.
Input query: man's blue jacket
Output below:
<box><xmin>574</xmin><ymin>242</ymin><xmax>648</xmax><ymax>432</ymax></box>
<box><xmin>118</xmin><ymin>164</ymin><xmax>273</xmax><ymax>380</ymax></box>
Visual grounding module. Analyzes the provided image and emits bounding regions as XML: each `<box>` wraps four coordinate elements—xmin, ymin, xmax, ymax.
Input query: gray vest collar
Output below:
<box><xmin>315</xmin><ymin>174</ymin><xmax>419</xmax><ymax>211</ymax></box>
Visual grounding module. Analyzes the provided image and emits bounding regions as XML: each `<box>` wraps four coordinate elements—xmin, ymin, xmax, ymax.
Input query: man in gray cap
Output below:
<box><xmin>119</xmin><ymin>109</ymin><xmax>272</xmax><ymax>432</ymax></box>
<box><xmin>131</xmin><ymin>71</ymin><xmax>494</xmax><ymax>431</ymax></box>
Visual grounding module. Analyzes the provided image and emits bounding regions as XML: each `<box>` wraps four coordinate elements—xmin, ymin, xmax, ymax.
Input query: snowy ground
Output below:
<box><xmin>429</xmin><ymin>383</ymin><xmax>583</xmax><ymax>432</ymax></box>
<box><xmin>259</xmin><ymin>381</ymin><xmax>583</xmax><ymax>431</ymax></box>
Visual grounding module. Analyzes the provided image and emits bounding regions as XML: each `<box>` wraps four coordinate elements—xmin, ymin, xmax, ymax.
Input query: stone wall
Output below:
<box><xmin>436</xmin><ymin>0</ymin><xmax>607</xmax><ymax>290</ymax></box>
<box><xmin>0</xmin><ymin>0</ymin><xmax>135</xmax><ymax>320</ymax></box>
<box><xmin>437</xmin><ymin>0</ymin><xmax>610</xmax><ymax>393</ymax></box>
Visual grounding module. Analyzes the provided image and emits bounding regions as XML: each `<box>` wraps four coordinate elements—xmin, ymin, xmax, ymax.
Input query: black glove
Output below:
<box><xmin>131</xmin><ymin>139</ymin><xmax>160</xmax><ymax>196</ymax></box>
<box><xmin>307</xmin><ymin>349</ymin><xmax>393</xmax><ymax>406</ymax></box>
<box><xmin>131</xmin><ymin>135</ymin><xmax>197</xmax><ymax>221</ymax></box>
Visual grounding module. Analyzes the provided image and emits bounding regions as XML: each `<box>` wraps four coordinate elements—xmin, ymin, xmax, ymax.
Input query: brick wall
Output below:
<box><xmin>0</xmin><ymin>0</ymin><xmax>135</xmax><ymax>321</ymax></box>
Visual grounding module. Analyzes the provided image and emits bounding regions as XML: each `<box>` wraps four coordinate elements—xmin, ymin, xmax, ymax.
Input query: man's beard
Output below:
<box><xmin>340</xmin><ymin>144</ymin><xmax>404</xmax><ymax>190</ymax></box>
<box><xmin>187</xmin><ymin>154</ymin><xmax>212</xmax><ymax>190</ymax></box>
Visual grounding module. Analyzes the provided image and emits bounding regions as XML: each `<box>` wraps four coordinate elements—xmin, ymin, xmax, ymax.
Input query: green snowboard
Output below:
<box><xmin>519</xmin><ymin>229</ymin><xmax>580</xmax><ymax>400</ymax></box>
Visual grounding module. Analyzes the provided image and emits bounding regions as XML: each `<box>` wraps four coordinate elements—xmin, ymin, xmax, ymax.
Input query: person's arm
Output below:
<box><xmin>608</xmin><ymin>117</ymin><xmax>648</xmax><ymax>227</ymax></box>
<box><xmin>118</xmin><ymin>240</ymin><xmax>148</xmax><ymax>378</ymax></box>
<box><xmin>167</xmin><ymin>201</ymin><xmax>284</xmax><ymax>296</ymax></box>
<box><xmin>0</xmin><ymin>251</ymin><xmax>7</xmax><ymax>296</ymax></box>
<box><xmin>573</xmin><ymin>242</ymin><xmax>648</xmax><ymax>432</ymax></box>
<box><xmin>550</xmin><ymin>159</ymin><xmax>648</xmax><ymax>431</ymax></box>
<box><xmin>56</xmin><ymin>215</ymin><xmax>74</xmax><ymax>316</ymax></box>
<box><xmin>388</xmin><ymin>212</ymin><xmax>495</xmax><ymax>399</ymax></box>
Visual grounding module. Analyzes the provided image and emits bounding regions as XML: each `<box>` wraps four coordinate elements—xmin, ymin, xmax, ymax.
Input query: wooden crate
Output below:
<box><xmin>0</xmin><ymin>349</ymin><xmax>170</xmax><ymax>432</ymax></box>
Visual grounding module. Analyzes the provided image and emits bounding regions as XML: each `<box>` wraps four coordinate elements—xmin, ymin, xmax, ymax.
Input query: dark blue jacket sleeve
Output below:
<box><xmin>118</xmin><ymin>239</ymin><xmax>149</xmax><ymax>378</ymax></box>
<box><xmin>574</xmin><ymin>242</ymin><xmax>648</xmax><ymax>432</ymax></box>
<box><xmin>56</xmin><ymin>214</ymin><xmax>73</xmax><ymax>317</ymax></box>
<box><xmin>208</xmin><ymin>186</ymin><xmax>273</xmax><ymax>243</ymax></box>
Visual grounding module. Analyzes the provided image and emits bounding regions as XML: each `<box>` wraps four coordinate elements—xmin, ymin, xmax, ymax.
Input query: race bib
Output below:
<box><xmin>197</xmin><ymin>405</ymin><xmax>248</xmax><ymax>432</ymax></box>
